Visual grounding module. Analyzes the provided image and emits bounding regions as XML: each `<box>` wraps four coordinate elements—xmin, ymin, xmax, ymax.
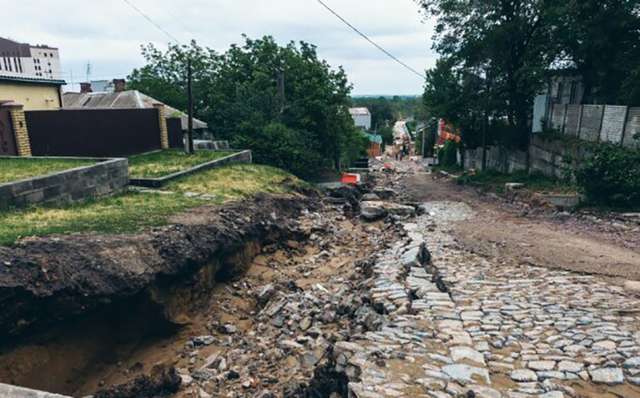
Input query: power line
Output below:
<box><xmin>316</xmin><ymin>0</ymin><xmax>425</xmax><ymax>79</ymax></box>
<box><xmin>121</xmin><ymin>0</ymin><xmax>182</xmax><ymax>44</ymax></box>
<box><xmin>315</xmin><ymin>0</ymin><xmax>426</xmax><ymax>80</ymax></box>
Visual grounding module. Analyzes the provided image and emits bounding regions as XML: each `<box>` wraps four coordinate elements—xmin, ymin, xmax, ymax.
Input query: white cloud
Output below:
<box><xmin>2</xmin><ymin>0</ymin><xmax>437</xmax><ymax>94</ymax></box>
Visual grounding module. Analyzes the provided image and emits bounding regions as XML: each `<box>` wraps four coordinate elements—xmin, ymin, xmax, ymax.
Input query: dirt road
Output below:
<box><xmin>401</xmin><ymin>167</ymin><xmax>640</xmax><ymax>281</ymax></box>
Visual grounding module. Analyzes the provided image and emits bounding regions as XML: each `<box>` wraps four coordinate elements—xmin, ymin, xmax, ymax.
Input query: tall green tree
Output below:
<box><xmin>128</xmin><ymin>36</ymin><xmax>366</xmax><ymax>178</ymax></box>
<box><xmin>547</xmin><ymin>0</ymin><xmax>640</xmax><ymax>104</ymax></box>
<box><xmin>420</xmin><ymin>0</ymin><xmax>553</xmax><ymax>148</ymax></box>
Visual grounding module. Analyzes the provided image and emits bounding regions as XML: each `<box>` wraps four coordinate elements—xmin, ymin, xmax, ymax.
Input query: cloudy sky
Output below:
<box><xmin>2</xmin><ymin>0</ymin><xmax>437</xmax><ymax>95</ymax></box>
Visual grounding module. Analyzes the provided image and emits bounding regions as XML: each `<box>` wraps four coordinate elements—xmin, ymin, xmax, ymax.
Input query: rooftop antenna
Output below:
<box><xmin>85</xmin><ymin>62</ymin><xmax>92</xmax><ymax>83</ymax></box>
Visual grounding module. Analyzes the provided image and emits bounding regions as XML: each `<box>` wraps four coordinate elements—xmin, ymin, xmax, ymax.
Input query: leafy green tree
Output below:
<box><xmin>546</xmin><ymin>1</ymin><xmax>640</xmax><ymax>104</ymax></box>
<box><xmin>128</xmin><ymin>40</ymin><xmax>216</xmax><ymax>120</ymax></box>
<box><xmin>128</xmin><ymin>36</ymin><xmax>365</xmax><ymax>178</ymax></box>
<box><xmin>420</xmin><ymin>0</ymin><xmax>553</xmax><ymax>148</ymax></box>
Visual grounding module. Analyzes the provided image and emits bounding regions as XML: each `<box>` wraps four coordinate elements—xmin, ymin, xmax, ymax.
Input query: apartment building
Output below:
<box><xmin>0</xmin><ymin>37</ymin><xmax>62</xmax><ymax>80</ymax></box>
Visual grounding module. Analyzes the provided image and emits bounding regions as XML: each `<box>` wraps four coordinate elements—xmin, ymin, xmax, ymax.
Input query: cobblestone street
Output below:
<box><xmin>339</xmin><ymin>164</ymin><xmax>640</xmax><ymax>397</ymax></box>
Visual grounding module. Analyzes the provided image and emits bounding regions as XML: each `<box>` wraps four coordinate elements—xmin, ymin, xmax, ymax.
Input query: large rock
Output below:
<box><xmin>385</xmin><ymin>203</ymin><xmax>416</xmax><ymax>217</ymax></box>
<box><xmin>360</xmin><ymin>201</ymin><xmax>388</xmax><ymax>221</ymax></box>
<box><xmin>361</xmin><ymin>193</ymin><xmax>381</xmax><ymax>201</ymax></box>
<box><xmin>372</xmin><ymin>187</ymin><xmax>396</xmax><ymax>200</ymax></box>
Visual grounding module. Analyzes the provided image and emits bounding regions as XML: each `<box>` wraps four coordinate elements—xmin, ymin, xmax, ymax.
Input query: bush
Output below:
<box><xmin>233</xmin><ymin>123</ymin><xmax>325</xmax><ymax>179</ymax></box>
<box><xmin>575</xmin><ymin>144</ymin><xmax>640</xmax><ymax>207</ymax></box>
<box><xmin>438</xmin><ymin>140</ymin><xmax>459</xmax><ymax>167</ymax></box>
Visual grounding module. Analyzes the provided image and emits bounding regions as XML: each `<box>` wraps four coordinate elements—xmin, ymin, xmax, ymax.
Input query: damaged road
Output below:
<box><xmin>3</xmin><ymin>159</ymin><xmax>640</xmax><ymax>398</ymax></box>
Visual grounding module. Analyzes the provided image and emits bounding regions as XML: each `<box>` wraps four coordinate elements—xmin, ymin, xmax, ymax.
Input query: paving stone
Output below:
<box><xmin>441</xmin><ymin>364</ymin><xmax>491</xmax><ymax>385</ymax></box>
<box><xmin>450</xmin><ymin>346</ymin><xmax>486</xmax><ymax>366</ymax></box>
<box><xmin>589</xmin><ymin>368</ymin><xmax>624</xmax><ymax>385</ymax></box>
<box><xmin>557</xmin><ymin>360</ymin><xmax>583</xmax><ymax>373</ymax></box>
<box><xmin>527</xmin><ymin>361</ymin><xmax>556</xmax><ymax>371</ymax></box>
<box><xmin>510</xmin><ymin>369</ymin><xmax>538</xmax><ymax>382</ymax></box>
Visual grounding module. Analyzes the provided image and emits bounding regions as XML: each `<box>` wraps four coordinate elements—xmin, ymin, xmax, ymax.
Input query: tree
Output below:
<box><xmin>546</xmin><ymin>0</ymin><xmax>640</xmax><ymax>104</ymax></box>
<box><xmin>128</xmin><ymin>41</ymin><xmax>216</xmax><ymax>122</ymax></box>
<box><xmin>128</xmin><ymin>36</ymin><xmax>366</xmax><ymax>178</ymax></box>
<box><xmin>420</xmin><ymin>0</ymin><xmax>553</xmax><ymax>148</ymax></box>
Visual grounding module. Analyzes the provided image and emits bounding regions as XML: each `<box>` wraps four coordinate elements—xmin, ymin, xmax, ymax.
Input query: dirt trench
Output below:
<box><xmin>0</xmin><ymin>194</ymin><xmax>320</xmax><ymax>396</ymax></box>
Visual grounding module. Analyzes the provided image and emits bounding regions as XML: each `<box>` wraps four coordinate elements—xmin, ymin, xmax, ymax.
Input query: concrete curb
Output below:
<box><xmin>129</xmin><ymin>150</ymin><xmax>252</xmax><ymax>188</ymax></box>
<box><xmin>0</xmin><ymin>383</ymin><xmax>71</xmax><ymax>397</ymax></box>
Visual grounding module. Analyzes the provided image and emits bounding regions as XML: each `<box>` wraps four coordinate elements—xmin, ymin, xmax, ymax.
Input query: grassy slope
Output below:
<box><xmin>0</xmin><ymin>164</ymin><xmax>302</xmax><ymax>246</ymax></box>
<box><xmin>129</xmin><ymin>149</ymin><xmax>236</xmax><ymax>178</ymax></box>
<box><xmin>0</xmin><ymin>158</ymin><xmax>94</xmax><ymax>184</ymax></box>
<box><xmin>167</xmin><ymin>164</ymin><xmax>298</xmax><ymax>203</ymax></box>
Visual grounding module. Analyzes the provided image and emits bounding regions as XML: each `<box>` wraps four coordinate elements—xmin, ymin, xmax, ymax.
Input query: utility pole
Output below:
<box><xmin>277</xmin><ymin>68</ymin><xmax>285</xmax><ymax>115</ymax></box>
<box><xmin>186</xmin><ymin>57</ymin><xmax>194</xmax><ymax>154</ymax></box>
<box><xmin>421</xmin><ymin>126</ymin><xmax>427</xmax><ymax>159</ymax></box>
<box><xmin>481</xmin><ymin>111</ymin><xmax>488</xmax><ymax>170</ymax></box>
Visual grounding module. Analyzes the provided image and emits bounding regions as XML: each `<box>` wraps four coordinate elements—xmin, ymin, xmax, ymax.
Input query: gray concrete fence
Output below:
<box><xmin>549</xmin><ymin>103</ymin><xmax>640</xmax><ymax>148</ymax></box>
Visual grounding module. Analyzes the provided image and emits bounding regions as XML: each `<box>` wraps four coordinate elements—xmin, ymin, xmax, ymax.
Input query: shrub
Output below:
<box><xmin>438</xmin><ymin>140</ymin><xmax>459</xmax><ymax>167</ymax></box>
<box><xmin>575</xmin><ymin>144</ymin><xmax>640</xmax><ymax>207</ymax></box>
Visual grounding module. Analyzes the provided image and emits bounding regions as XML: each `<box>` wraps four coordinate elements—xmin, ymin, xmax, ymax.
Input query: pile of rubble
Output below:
<box><xmin>166</xmin><ymin>193</ymin><xmax>406</xmax><ymax>398</ymax></box>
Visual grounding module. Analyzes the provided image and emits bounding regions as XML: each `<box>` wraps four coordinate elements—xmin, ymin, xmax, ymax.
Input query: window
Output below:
<box><xmin>556</xmin><ymin>82</ymin><xmax>564</xmax><ymax>102</ymax></box>
<box><xmin>569</xmin><ymin>82</ymin><xmax>578</xmax><ymax>104</ymax></box>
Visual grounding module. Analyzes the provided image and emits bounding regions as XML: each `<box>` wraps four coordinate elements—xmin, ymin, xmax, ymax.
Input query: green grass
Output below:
<box><xmin>0</xmin><ymin>158</ymin><xmax>94</xmax><ymax>184</ymax></box>
<box><xmin>167</xmin><ymin>164</ymin><xmax>304</xmax><ymax>203</ymax></box>
<box><xmin>459</xmin><ymin>170</ymin><xmax>577</xmax><ymax>194</ymax></box>
<box><xmin>0</xmin><ymin>164</ymin><xmax>303</xmax><ymax>246</ymax></box>
<box><xmin>0</xmin><ymin>192</ymin><xmax>205</xmax><ymax>246</ymax></box>
<box><xmin>128</xmin><ymin>149</ymin><xmax>237</xmax><ymax>178</ymax></box>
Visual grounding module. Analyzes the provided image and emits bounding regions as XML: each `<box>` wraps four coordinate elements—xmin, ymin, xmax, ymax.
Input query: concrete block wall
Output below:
<box><xmin>463</xmin><ymin>135</ymin><xmax>589</xmax><ymax>179</ymax></box>
<box><xmin>0</xmin><ymin>158</ymin><xmax>128</xmax><ymax>209</ymax></box>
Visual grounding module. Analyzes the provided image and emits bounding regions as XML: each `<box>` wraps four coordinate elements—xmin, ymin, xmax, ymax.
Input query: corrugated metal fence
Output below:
<box><xmin>548</xmin><ymin>103</ymin><xmax>640</xmax><ymax>148</ymax></box>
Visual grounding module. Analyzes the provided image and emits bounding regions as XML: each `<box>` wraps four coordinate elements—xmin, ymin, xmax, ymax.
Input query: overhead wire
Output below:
<box><xmin>315</xmin><ymin>0</ymin><xmax>426</xmax><ymax>80</ymax></box>
<box><xmin>121</xmin><ymin>0</ymin><xmax>182</xmax><ymax>44</ymax></box>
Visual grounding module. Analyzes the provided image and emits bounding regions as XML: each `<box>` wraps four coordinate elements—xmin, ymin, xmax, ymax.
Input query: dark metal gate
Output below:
<box><xmin>0</xmin><ymin>109</ymin><xmax>17</xmax><ymax>156</ymax></box>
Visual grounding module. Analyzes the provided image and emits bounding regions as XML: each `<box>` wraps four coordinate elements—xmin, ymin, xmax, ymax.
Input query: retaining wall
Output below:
<box><xmin>0</xmin><ymin>157</ymin><xmax>128</xmax><ymax>209</ymax></box>
<box><xmin>130</xmin><ymin>150</ymin><xmax>252</xmax><ymax>188</ymax></box>
<box><xmin>464</xmin><ymin>135</ymin><xmax>592</xmax><ymax>179</ymax></box>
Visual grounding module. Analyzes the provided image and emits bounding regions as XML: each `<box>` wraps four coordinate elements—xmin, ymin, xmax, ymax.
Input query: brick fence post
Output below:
<box><xmin>153</xmin><ymin>103</ymin><xmax>169</xmax><ymax>150</ymax></box>
<box><xmin>5</xmin><ymin>102</ymin><xmax>32</xmax><ymax>157</ymax></box>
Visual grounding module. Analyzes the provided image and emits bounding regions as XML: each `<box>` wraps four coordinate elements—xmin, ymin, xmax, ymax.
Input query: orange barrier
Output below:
<box><xmin>341</xmin><ymin>173</ymin><xmax>361</xmax><ymax>185</ymax></box>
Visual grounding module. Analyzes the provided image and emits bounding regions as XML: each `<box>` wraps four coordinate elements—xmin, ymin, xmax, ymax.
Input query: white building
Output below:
<box><xmin>349</xmin><ymin>107</ymin><xmax>372</xmax><ymax>131</ymax></box>
<box><xmin>0</xmin><ymin>37</ymin><xmax>62</xmax><ymax>80</ymax></box>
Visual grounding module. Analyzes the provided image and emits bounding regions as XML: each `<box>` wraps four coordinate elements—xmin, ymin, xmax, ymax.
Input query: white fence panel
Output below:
<box><xmin>579</xmin><ymin>105</ymin><xmax>604</xmax><ymax>142</ymax></box>
<box><xmin>600</xmin><ymin>105</ymin><xmax>627</xmax><ymax>144</ymax></box>
<box><xmin>623</xmin><ymin>107</ymin><xmax>640</xmax><ymax>148</ymax></box>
